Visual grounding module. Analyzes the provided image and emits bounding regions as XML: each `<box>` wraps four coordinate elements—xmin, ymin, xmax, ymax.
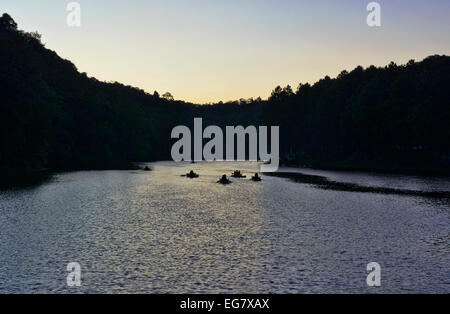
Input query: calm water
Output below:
<box><xmin>0</xmin><ymin>161</ymin><xmax>448</xmax><ymax>293</ymax></box>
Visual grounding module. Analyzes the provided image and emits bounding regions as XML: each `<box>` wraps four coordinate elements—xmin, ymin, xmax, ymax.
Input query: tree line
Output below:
<box><xmin>262</xmin><ymin>57</ymin><xmax>450</xmax><ymax>173</ymax></box>
<box><xmin>0</xmin><ymin>13</ymin><xmax>448</xmax><ymax>176</ymax></box>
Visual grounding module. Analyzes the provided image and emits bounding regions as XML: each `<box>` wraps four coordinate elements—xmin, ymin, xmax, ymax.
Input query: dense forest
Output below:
<box><xmin>1</xmin><ymin>14</ymin><xmax>449</xmax><ymax>177</ymax></box>
<box><xmin>263</xmin><ymin>57</ymin><xmax>450</xmax><ymax>173</ymax></box>
<box><xmin>0</xmin><ymin>13</ymin><xmax>192</xmax><ymax>172</ymax></box>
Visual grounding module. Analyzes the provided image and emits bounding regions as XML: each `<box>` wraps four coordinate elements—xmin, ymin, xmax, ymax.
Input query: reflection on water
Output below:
<box><xmin>0</xmin><ymin>162</ymin><xmax>448</xmax><ymax>293</ymax></box>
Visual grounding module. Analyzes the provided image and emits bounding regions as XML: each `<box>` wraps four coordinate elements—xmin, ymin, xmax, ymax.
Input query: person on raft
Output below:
<box><xmin>231</xmin><ymin>170</ymin><xmax>246</xmax><ymax>178</ymax></box>
<box><xmin>251</xmin><ymin>173</ymin><xmax>262</xmax><ymax>181</ymax></box>
<box><xmin>186</xmin><ymin>170</ymin><xmax>199</xmax><ymax>178</ymax></box>
<box><xmin>218</xmin><ymin>175</ymin><xmax>231</xmax><ymax>184</ymax></box>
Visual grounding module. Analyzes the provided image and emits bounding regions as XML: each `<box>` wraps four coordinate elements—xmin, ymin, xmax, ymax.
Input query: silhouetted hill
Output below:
<box><xmin>0</xmin><ymin>13</ymin><xmax>192</xmax><ymax>172</ymax></box>
<box><xmin>262</xmin><ymin>56</ymin><xmax>450</xmax><ymax>174</ymax></box>
<box><xmin>1</xmin><ymin>13</ymin><xmax>449</xmax><ymax>176</ymax></box>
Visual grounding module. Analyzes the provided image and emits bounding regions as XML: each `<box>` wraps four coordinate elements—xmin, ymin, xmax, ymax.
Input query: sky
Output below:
<box><xmin>1</xmin><ymin>0</ymin><xmax>449</xmax><ymax>103</ymax></box>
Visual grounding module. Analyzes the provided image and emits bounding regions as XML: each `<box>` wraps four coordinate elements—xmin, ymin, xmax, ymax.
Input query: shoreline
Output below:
<box><xmin>280</xmin><ymin>161</ymin><xmax>450</xmax><ymax>178</ymax></box>
<box><xmin>267</xmin><ymin>171</ymin><xmax>450</xmax><ymax>199</ymax></box>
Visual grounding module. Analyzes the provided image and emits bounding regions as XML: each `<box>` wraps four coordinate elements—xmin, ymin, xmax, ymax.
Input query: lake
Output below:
<box><xmin>0</xmin><ymin>161</ymin><xmax>448</xmax><ymax>293</ymax></box>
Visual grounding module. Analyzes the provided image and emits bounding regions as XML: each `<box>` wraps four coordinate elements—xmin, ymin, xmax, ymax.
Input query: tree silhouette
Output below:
<box><xmin>0</xmin><ymin>13</ymin><xmax>17</xmax><ymax>31</ymax></box>
<box><xmin>162</xmin><ymin>92</ymin><xmax>174</xmax><ymax>101</ymax></box>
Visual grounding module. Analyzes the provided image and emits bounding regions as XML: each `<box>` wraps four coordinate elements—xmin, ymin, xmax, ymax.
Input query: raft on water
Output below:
<box><xmin>251</xmin><ymin>173</ymin><xmax>262</xmax><ymax>182</ymax></box>
<box><xmin>231</xmin><ymin>170</ymin><xmax>246</xmax><ymax>178</ymax></box>
<box><xmin>184</xmin><ymin>170</ymin><xmax>199</xmax><ymax>178</ymax></box>
<box><xmin>218</xmin><ymin>175</ymin><xmax>231</xmax><ymax>185</ymax></box>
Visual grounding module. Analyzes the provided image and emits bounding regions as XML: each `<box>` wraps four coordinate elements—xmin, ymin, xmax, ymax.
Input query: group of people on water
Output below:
<box><xmin>218</xmin><ymin>172</ymin><xmax>262</xmax><ymax>184</ymax></box>
<box><xmin>143</xmin><ymin>167</ymin><xmax>261</xmax><ymax>184</ymax></box>
<box><xmin>183</xmin><ymin>169</ymin><xmax>261</xmax><ymax>184</ymax></box>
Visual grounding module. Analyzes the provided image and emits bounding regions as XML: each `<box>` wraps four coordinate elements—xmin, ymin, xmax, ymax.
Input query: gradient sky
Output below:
<box><xmin>1</xmin><ymin>0</ymin><xmax>449</xmax><ymax>103</ymax></box>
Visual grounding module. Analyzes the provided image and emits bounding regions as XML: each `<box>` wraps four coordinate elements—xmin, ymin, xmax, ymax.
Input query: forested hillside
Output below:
<box><xmin>0</xmin><ymin>13</ymin><xmax>192</xmax><ymax>171</ymax></box>
<box><xmin>1</xmin><ymin>13</ymin><xmax>449</xmax><ymax>176</ymax></box>
<box><xmin>263</xmin><ymin>56</ymin><xmax>450</xmax><ymax>173</ymax></box>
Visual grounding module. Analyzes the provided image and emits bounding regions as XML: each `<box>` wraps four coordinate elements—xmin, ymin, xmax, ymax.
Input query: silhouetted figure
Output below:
<box><xmin>251</xmin><ymin>173</ymin><xmax>262</xmax><ymax>182</ymax></box>
<box><xmin>218</xmin><ymin>175</ymin><xmax>231</xmax><ymax>185</ymax></box>
<box><xmin>231</xmin><ymin>170</ymin><xmax>246</xmax><ymax>178</ymax></box>
<box><xmin>186</xmin><ymin>170</ymin><xmax>199</xmax><ymax>178</ymax></box>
